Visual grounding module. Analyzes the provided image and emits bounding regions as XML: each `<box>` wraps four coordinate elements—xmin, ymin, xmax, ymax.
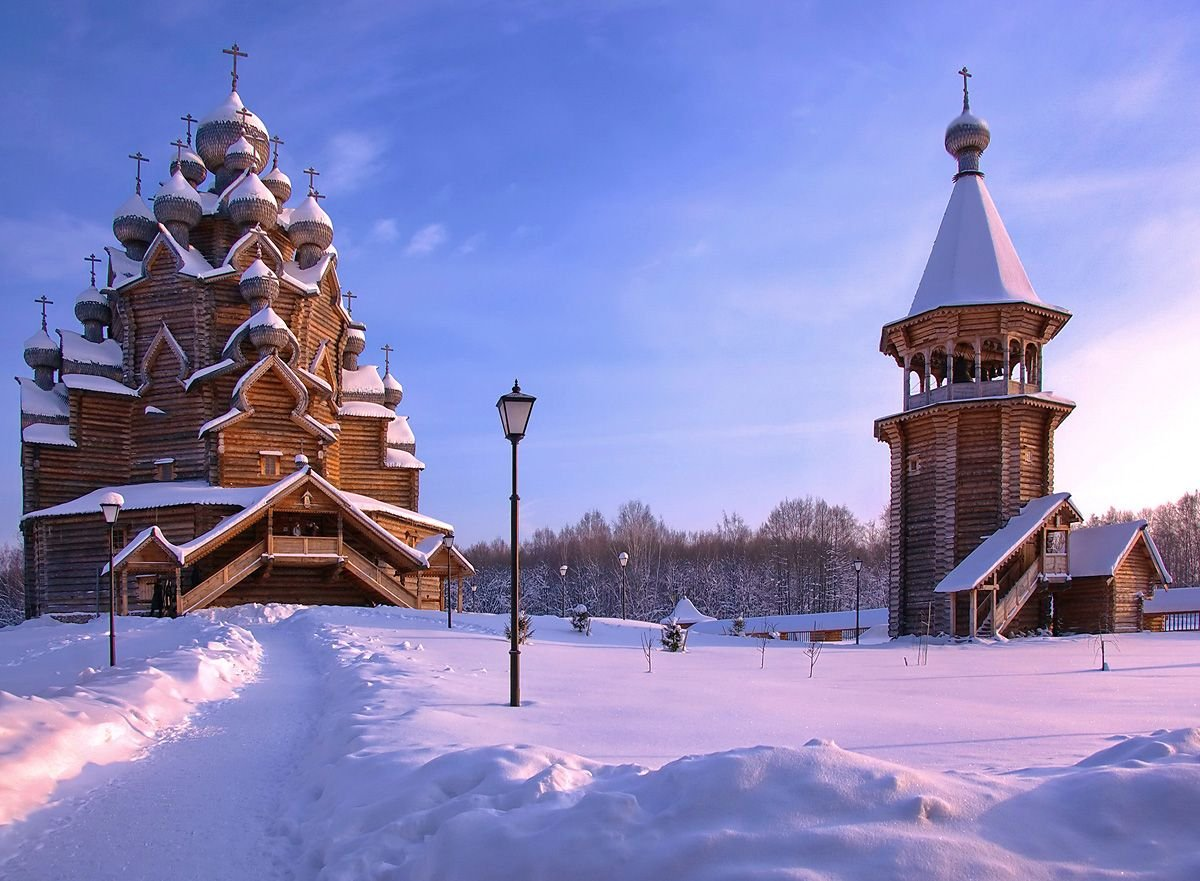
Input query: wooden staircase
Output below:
<box><xmin>980</xmin><ymin>559</ymin><xmax>1042</xmax><ymax>636</ymax></box>
<box><xmin>342</xmin><ymin>544</ymin><xmax>420</xmax><ymax>608</ymax></box>
<box><xmin>179</xmin><ymin>541</ymin><xmax>267</xmax><ymax>614</ymax></box>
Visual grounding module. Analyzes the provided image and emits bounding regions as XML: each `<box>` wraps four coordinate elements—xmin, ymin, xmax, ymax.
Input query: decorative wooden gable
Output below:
<box><xmin>138</xmin><ymin>322</ymin><xmax>190</xmax><ymax>396</ymax></box>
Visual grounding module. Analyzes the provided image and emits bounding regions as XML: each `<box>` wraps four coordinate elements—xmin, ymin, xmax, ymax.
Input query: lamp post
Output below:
<box><xmin>443</xmin><ymin>533</ymin><xmax>455</xmax><ymax>629</ymax></box>
<box><xmin>99</xmin><ymin>491</ymin><xmax>124</xmax><ymax>667</ymax></box>
<box><xmin>852</xmin><ymin>558</ymin><xmax>863</xmax><ymax>645</ymax></box>
<box><xmin>559</xmin><ymin>564</ymin><xmax>569</xmax><ymax>617</ymax></box>
<box><xmin>618</xmin><ymin>551</ymin><xmax>630</xmax><ymax>619</ymax></box>
<box><xmin>497</xmin><ymin>380</ymin><xmax>535</xmax><ymax>708</ymax></box>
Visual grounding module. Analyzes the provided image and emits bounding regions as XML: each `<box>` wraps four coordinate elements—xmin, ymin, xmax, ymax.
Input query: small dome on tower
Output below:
<box><xmin>288</xmin><ymin>194</ymin><xmax>334</xmax><ymax>248</ymax></box>
<box><xmin>113</xmin><ymin>192</ymin><xmax>158</xmax><ymax>255</ymax></box>
<box><xmin>382</xmin><ymin>371</ymin><xmax>403</xmax><ymax>408</ymax></box>
<box><xmin>262</xmin><ymin>166</ymin><xmax>292</xmax><ymax>206</ymax></box>
<box><xmin>196</xmin><ymin>91</ymin><xmax>269</xmax><ymax>172</ymax></box>
<box><xmin>74</xmin><ymin>284</ymin><xmax>111</xmax><ymax>327</ymax></box>
<box><xmin>225</xmin><ymin>173</ymin><xmax>278</xmax><ymax>230</ymax></box>
<box><xmin>246</xmin><ymin>306</ymin><xmax>292</xmax><ymax>357</ymax></box>
<box><xmin>153</xmin><ymin>169</ymin><xmax>203</xmax><ymax>230</ymax></box>
<box><xmin>239</xmin><ymin>257</ymin><xmax>279</xmax><ymax>311</ymax></box>
<box><xmin>171</xmin><ymin>147</ymin><xmax>208</xmax><ymax>188</ymax></box>
<box><xmin>344</xmin><ymin>322</ymin><xmax>366</xmax><ymax>356</ymax></box>
<box><xmin>224</xmin><ymin>136</ymin><xmax>260</xmax><ymax>174</ymax></box>
<box><xmin>23</xmin><ymin>328</ymin><xmax>61</xmax><ymax>372</ymax></box>
<box><xmin>945</xmin><ymin>110</ymin><xmax>991</xmax><ymax>163</ymax></box>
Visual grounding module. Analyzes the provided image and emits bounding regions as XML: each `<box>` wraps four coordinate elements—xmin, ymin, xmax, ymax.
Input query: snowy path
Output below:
<box><xmin>0</xmin><ymin>621</ymin><xmax>319</xmax><ymax>881</ymax></box>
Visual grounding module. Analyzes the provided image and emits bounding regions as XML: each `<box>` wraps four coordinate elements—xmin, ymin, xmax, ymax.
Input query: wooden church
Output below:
<box><xmin>17</xmin><ymin>46</ymin><xmax>473</xmax><ymax>618</ymax></box>
<box><xmin>875</xmin><ymin>73</ymin><xmax>1171</xmax><ymax>638</ymax></box>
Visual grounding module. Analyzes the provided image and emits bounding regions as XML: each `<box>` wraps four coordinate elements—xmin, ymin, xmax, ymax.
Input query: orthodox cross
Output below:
<box><xmin>170</xmin><ymin>138</ymin><xmax>186</xmax><ymax>163</ymax></box>
<box><xmin>958</xmin><ymin>66</ymin><xmax>972</xmax><ymax>112</ymax></box>
<box><xmin>222</xmin><ymin>42</ymin><xmax>248</xmax><ymax>92</ymax></box>
<box><xmin>310</xmin><ymin>189</ymin><xmax>326</xmax><ymax>202</ymax></box>
<box><xmin>35</xmin><ymin>295</ymin><xmax>53</xmax><ymax>330</ymax></box>
<box><xmin>269</xmin><ymin>134</ymin><xmax>284</xmax><ymax>169</ymax></box>
<box><xmin>235</xmin><ymin>105</ymin><xmax>255</xmax><ymax>132</ymax></box>
<box><xmin>381</xmin><ymin>343</ymin><xmax>393</xmax><ymax>373</ymax></box>
<box><xmin>84</xmin><ymin>254</ymin><xmax>102</xmax><ymax>286</ymax></box>
<box><xmin>180</xmin><ymin>112</ymin><xmax>198</xmax><ymax>146</ymax></box>
<box><xmin>342</xmin><ymin>289</ymin><xmax>357</xmax><ymax>315</ymax></box>
<box><xmin>303</xmin><ymin>166</ymin><xmax>320</xmax><ymax>194</ymax></box>
<box><xmin>128</xmin><ymin>151</ymin><xmax>148</xmax><ymax>195</ymax></box>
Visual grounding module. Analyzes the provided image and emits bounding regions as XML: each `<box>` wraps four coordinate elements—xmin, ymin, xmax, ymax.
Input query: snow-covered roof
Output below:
<box><xmin>1070</xmin><ymin>520</ymin><xmax>1172</xmax><ymax>584</ymax></box>
<box><xmin>226</xmin><ymin>135</ymin><xmax>256</xmax><ymax>159</ymax></box>
<box><xmin>17</xmin><ymin>378</ymin><xmax>68</xmax><ymax>418</ymax></box>
<box><xmin>383</xmin><ymin>372</ymin><xmax>403</xmax><ymax>392</ymax></box>
<box><xmin>153</xmin><ymin>169</ymin><xmax>202</xmax><ymax>207</ymax></box>
<box><xmin>415</xmin><ymin>534</ymin><xmax>477</xmax><ymax>575</ymax></box>
<box><xmin>24</xmin><ymin>329</ymin><xmax>58</xmax><ymax>351</ymax></box>
<box><xmin>114</xmin><ymin>192</ymin><xmax>153</xmax><ymax>221</ymax></box>
<box><xmin>226</xmin><ymin>172</ymin><xmax>275</xmax><ymax>206</ymax></box>
<box><xmin>106</xmin><ymin>246</ymin><xmax>141</xmax><ymax>284</ymax></box>
<box><xmin>384</xmin><ymin>448</ymin><xmax>425</xmax><ymax>470</ymax></box>
<box><xmin>690</xmin><ymin>608</ymin><xmax>889</xmax><ymax>636</ymax></box>
<box><xmin>660</xmin><ymin>596</ymin><xmax>715</xmax><ymax>625</ymax></box>
<box><xmin>23</xmin><ymin>480</ymin><xmax>273</xmax><ymax>521</ymax></box>
<box><xmin>289</xmin><ymin>193</ymin><xmax>333</xmax><ymax>230</ymax></box>
<box><xmin>387</xmin><ymin>415</ymin><xmax>416</xmax><ymax>446</ymax></box>
<box><xmin>907</xmin><ymin>174</ymin><xmax>1066</xmax><ymax>319</ymax></box>
<box><xmin>341</xmin><ymin>490</ymin><xmax>453</xmax><ymax>534</ymax></box>
<box><xmin>222</xmin><ymin>309</ymin><xmax>299</xmax><ymax>360</ymax></box>
<box><xmin>155</xmin><ymin>226</ymin><xmax>220</xmax><ymax>277</ymax></box>
<box><xmin>22</xmin><ymin>423</ymin><xmax>75</xmax><ymax>447</ymax></box>
<box><xmin>279</xmin><ymin>253</ymin><xmax>335</xmax><ymax>292</ymax></box>
<box><xmin>247</xmin><ymin>306</ymin><xmax>288</xmax><ymax>330</ymax></box>
<box><xmin>935</xmin><ymin>493</ymin><xmax>1080</xmax><ymax>594</ymax></box>
<box><xmin>201</xmin><ymin>91</ymin><xmax>267</xmax><ymax>136</ymax></box>
<box><xmin>1144</xmin><ymin>586</ymin><xmax>1200</xmax><ymax>614</ymax></box>
<box><xmin>60</xmin><ymin>373</ymin><xmax>138</xmax><ymax>397</ymax></box>
<box><xmin>184</xmin><ymin>358</ymin><xmax>237</xmax><ymax>391</ymax></box>
<box><xmin>75</xmin><ymin>285</ymin><xmax>108</xmax><ymax>306</ymax></box>
<box><xmin>242</xmin><ymin>257</ymin><xmax>277</xmax><ymax>281</ymax></box>
<box><xmin>339</xmin><ymin>401</ymin><xmax>396</xmax><ymax>420</ymax></box>
<box><xmin>58</xmin><ymin>329</ymin><xmax>122</xmax><ymax>368</ymax></box>
<box><xmin>342</xmin><ymin>364</ymin><xmax>384</xmax><ymax>395</ymax></box>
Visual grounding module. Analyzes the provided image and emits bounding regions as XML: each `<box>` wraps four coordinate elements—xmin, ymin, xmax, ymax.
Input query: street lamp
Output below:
<box><xmin>852</xmin><ymin>558</ymin><xmax>863</xmax><ymax>645</ymax></box>
<box><xmin>99</xmin><ymin>491</ymin><xmax>124</xmax><ymax>667</ymax></box>
<box><xmin>559</xmin><ymin>564</ymin><xmax>569</xmax><ymax>617</ymax></box>
<box><xmin>497</xmin><ymin>380</ymin><xmax>535</xmax><ymax>708</ymax></box>
<box><xmin>443</xmin><ymin>533</ymin><xmax>455</xmax><ymax>629</ymax></box>
<box><xmin>618</xmin><ymin>551</ymin><xmax>630</xmax><ymax>619</ymax></box>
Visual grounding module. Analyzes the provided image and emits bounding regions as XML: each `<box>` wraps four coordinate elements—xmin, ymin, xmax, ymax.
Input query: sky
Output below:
<box><xmin>1</xmin><ymin>0</ymin><xmax>1198</xmax><ymax>545</ymax></box>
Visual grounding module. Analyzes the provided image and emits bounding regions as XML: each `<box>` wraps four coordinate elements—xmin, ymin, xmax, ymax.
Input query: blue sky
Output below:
<box><xmin>3</xmin><ymin>1</ymin><xmax>1198</xmax><ymax>544</ymax></box>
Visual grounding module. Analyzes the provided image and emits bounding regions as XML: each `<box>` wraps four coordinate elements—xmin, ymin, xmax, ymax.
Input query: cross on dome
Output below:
<box><xmin>180</xmin><ymin>112</ymin><xmax>198</xmax><ymax>146</ymax></box>
<box><xmin>311</xmin><ymin>189</ymin><xmax>326</xmax><ymax>201</ymax></box>
<box><xmin>170</xmin><ymin>138</ymin><xmax>186</xmax><ymax>163</ymax></box>
<box><xmin>84</xmin><ymin>253</ymin><xmax>101</xmax><ymax>286</ymax></box>
<box><xmin>34</xmin><ymin>295</ymin><xmax>53</xmax><ymax>330</ymax></box>
<box><xmin>128</xmin><ymin>151</ymin><xmax>148</xmax><ymax>195</ymax></box>
<box><xmin>958</xmin><ymin>66</ymin><xmax>972</xmax><ymax>112</ymax></box>
<box><xmin>381</xmin><ymin>343</ymin><xmax>394</xmax><ymax>373</ymax></box>
<box><xmin>235</xmin><ymin>105</ymin><xmax>255</xmax><ymax>128</ymax></box>
<box><xmin>222</xmin><ymin>42</ymin><xmax>248</xmax><ymax>92</ymax></box>
<box><xmin>303</xmin><ymin>166</ymin><xmax>320</xmax><ymax>194</ymax></box>
<box><xmin>343</xmin><ymin>289</ymin><xmax>357</xmax><ymax>315</ymax></box>
<box><xmin>269</xmin><ymin>134</ymin><xmax>284</xmax><ymax>169</ymax></box>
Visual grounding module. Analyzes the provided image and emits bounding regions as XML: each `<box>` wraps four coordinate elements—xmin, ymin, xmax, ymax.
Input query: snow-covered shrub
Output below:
<box><xmin>569</xmin><ymin>604</ymin><xmax>591</xmax><ymax>636</ymax></box>
<box><xmin>504</xmin><ymin>610</ymin><xmax>535</xmax><ymax>644</ymax></box>
<box><xmin>731</xmin><ymin>615</ymin><xmax>746</xmax><ymax>637</ymax></box>
<box><xmin>661</xmin><ymin>618</ymin><xmax>685</xmax><ymax>652</ymax></box>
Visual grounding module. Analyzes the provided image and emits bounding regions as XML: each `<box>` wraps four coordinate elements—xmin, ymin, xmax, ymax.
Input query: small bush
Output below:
<box><xmin>569</xmin><ymin>604</ymin><xmax>591</xmax><ymax>635</ymax></box>
<box><xmin>661</xmin><ymin>618</ymin><xmax>686</xmax><ymax>652</ymax></box>
<box><xmin>504</xmin><ymin>610</ymin><xmax>535</xmax><ymax>644</ymax></box>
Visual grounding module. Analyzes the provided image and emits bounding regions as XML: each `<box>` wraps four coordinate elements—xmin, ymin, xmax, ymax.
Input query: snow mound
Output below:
<box><xmin>198</xmin><ymin>602</ymin><xmax>304</xmax><ymax>627</ymax></box>
<box><xmin>1075</xmin><ymin>727</ymin><xmax>1200</xmax><ymax>768</ymax></box>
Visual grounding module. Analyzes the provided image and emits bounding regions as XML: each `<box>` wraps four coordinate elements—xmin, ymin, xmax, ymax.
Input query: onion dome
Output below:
<box><xmin>342</xmin><ymin>321</ymin><xmax>366</xmax><ymax>370</ymax></box>
<box><xmin>225</xmin><ymin>173</ymin><xmax>278</xmax><ymax>230</ymax></box>
<box><xmin>288</xmin><ymin>194</ymin><xmax>334</xmax><ymax>269</ymax></box>
<box><xmin>153</xmin><ymin>169</ymin><xmax>203</xmax><ymax>247</ymax></box>
<box><xmin>945</xmin><ymin>75</ymin><xmax>990</xmax><ymax>178</ymax></box>
<box><xmin>224</xmin><ymin>136</ymin><xmax>259</xmax><ymax>174</ymax></box>
<box><xmin>24</xmin><ymin>329</ymin><xmax>62</xmax><ymax>389</ymax></box>
<box><xmin>195</xmin><ymin>91</ymin><xmax>269</xmax><ymax>172</ymax></box>
<box><xmin>246</xmin><ymin>306</ymin><xmax>292</xmax><ymax>357</ymax></box>
<box><xmin>170</xmin><ymin>147</ymin><xmax>207</xmax><ymax>188</ymax></box>
<box><xmin>262</xmin><ymin>166</ymin><xmax>292</xmax><ymax>206</ymax></box>
<box><xmin>74</xmin><ymin>284</ymin><xmax>111</xmax><ymax>331</ymax></box>
<box><xmin>113</xmin><ymin>192</ymin><xmax>158</xmax><ymax>258</ymax></box>
<box><xmin>295</xmin><ymin>453</ymin><xmax>309</xmax><ymax>467</ymax></box>
<box><xmin>382</xmin><ymin>371</ymin><xmax>403</xmax><ymax>408</ymax></box>
<box><xmin>239</xmin><ymin>257</ymin><xmax>279</xmax><ymax>311</ymax></box>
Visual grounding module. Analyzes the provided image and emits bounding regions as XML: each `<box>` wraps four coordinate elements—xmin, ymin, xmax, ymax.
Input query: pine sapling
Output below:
<box><xmin>661</xmin><ymin>617</ymin><xmax>685</xmax><ymax>652</ymax></box>
<box><xmin>569</xmin><ymin>604</ymin><xmax>591</xmax><ymax>636</ymax></box>
<box><xmin>504</xmin><ymin>610</ymin><xmax>535</xmax><ymax>645</ymax></box>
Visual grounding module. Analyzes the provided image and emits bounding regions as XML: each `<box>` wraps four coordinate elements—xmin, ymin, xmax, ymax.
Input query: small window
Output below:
<box><xmin>907</xmin><ymin>455</ymin><xmax>922</xmax><ymax>475</ymax></box>
<box><xmin>112</xmin><ymin>526</ymin><xmax>127</xmax><ymax>550</ymax></box>
<box><xmin>1045</xmin><ymin>529</ymin><xmax>1068</xmax><ymax>556</ymax></box>
<box><xmin>154</xmin><ymin>458</ymin><xmax>175</xmax><ymax>481</ymax></box>
<box><xmin>260</xmin><ymin>454</ymin><xmax>280</xmax><ymax>477</ymax></box>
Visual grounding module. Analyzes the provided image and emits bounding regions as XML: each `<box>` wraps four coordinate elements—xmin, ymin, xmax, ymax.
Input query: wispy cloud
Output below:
<box><xmin>405</xmin><ymin>222</ymin><xmax>448</xmax><ymax>256</ymax></box>
<box><xmin>369</xmin><ymin>218</ymin><xmax>401</xmax><ymax>244</ymax></box>
<box><xmin>0</xmin><ymin>213</ymin><xmax>112</xmax><ymax>283</ymax></box>
<box><xmin>321</xmin><ymin>131</ymin><xmax>385</xmax><ymax>194</ymax></box>
<box><xmin>457</xmin><ymin>232</ymin><xmax>485</xmax><ymax>255</ymax></box>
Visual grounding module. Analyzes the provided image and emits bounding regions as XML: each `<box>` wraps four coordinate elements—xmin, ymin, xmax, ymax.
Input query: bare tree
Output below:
<box><xmin>639</xmin><ymin>630</ymin><xmax>654</xmax><ymax>673</ymax></box>
<box><xmin>0</xmin><ymin>541</ymin><xmax>24</xmax><ymax>628</ymax></box>
<box><xmin>802</xmin><ymin>639</ymin><xmax>823</xmax><ymax>679</ymax></box>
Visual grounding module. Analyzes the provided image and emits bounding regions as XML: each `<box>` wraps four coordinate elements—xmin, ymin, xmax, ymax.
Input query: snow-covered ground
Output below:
<box><xmin>1</xmin><ymin>606</ymin><xmax>1198</xmax><ymax>880</ymax></box>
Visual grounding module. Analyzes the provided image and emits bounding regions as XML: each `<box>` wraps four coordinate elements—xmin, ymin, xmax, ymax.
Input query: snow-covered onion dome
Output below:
<box><xmin>24</xmin><ymin>328</ymin><xmax>61</xmax><ymax>390</ymax></box>
<box><xmin>288</xmin><ymin>194</ymin><xmax>334</xmax><ymax>269</ymax></box>
<box><xmin>153</xmin><ymin>169</ymin><xmax>204</xmax><ymax>248</ymax></box>
<box><xmin>239</xmin><ymin>257</ymin><xmax>279</xmax><ymax>312</ymax></box>
<box><xmin>195</xmin><ymin>91</ymin><xmax>269</xmax><ymax>173</ymax></box>
<box><xmin>262</xmin><ymin>166</ymin><xmax>292</xmax><ymax>206</ymax></box>
<box><xmin>75</xmin><ymin>284</ymin><xmax>111</xmax><ymax>343</ymax></box>
<box><xmin>342</xmin><ymin>322</ymin><xmax>366</xmax><ymax>370</ymax></box>
<box><xmin>112</xmin><ymin>192</ymin><xmax>158</xmax><ymax>260</ymax></box>
<box><xmin>170</xmin><ymin>146</ymin><xmax>207</xmax><ymax>188</ymax></box>
<box><xmin>224</xmin><ymin>136</ymin><xmax>259</xmax><ymax>174</ymax></box>
<box><xmin>382</xmin><ymin>371</ymin><xmax>403</xmax><ymax>408</ymax></box>
<box><xmin>247</xmin><ymin>306</ymin><xmax>292</xmax><ymax>358</ymax></box>
<box><xmin>945</xmin><ymin>108</ymin><xmax>990</xmax><ymax>177</ymax></box>
<box><xmin>225</xmin><ymin>173</ymin><xmax>278</xmax><ymax>231</ymax></box>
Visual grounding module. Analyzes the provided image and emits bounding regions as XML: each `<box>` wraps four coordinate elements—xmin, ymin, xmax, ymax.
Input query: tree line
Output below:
<box><xmin>1085</xmin><ymin>490</ymin><xmax>1200</xmax><ymax>586</ymax></box>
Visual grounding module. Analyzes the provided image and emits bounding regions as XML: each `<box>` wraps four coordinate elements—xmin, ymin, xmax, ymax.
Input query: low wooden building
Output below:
<box><xmin>1142</xmin><ymin>587</ymin><xmax>1200</xmax><ymax>632</ymax></box>
<box><xmin>690</xmin><ymin>608</ymin><xmax>889</xmax><ymax>643</ymax></box>
<box><xmin>17</xmin><ymin>49</ymin><xmax>471</xmax><ymax>617</ymax></box>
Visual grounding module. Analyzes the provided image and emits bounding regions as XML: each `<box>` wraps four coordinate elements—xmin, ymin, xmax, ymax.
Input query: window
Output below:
<box><xmin>907</xmin><ymin>455</ymin><xmax>922</xmax><ymax>475</ymax></box>
<box><xmin>154</xmin><ymin>458</ymin><xmax>175</xmax><ymax>481</ymax></box>
<box><xmin>259</xmin><ymin>450</ymin><xmax>282</xmax><ymax>477</ymax></box>
<box><xmin>1045</xmin><ymin>530</ymin><xmax>1068</xmax><ymax>556</ymax></box>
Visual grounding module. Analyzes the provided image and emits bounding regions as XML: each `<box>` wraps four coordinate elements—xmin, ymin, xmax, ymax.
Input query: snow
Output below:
<box><xmin>1068</xmin><ymin>519</ymin><xmax>1151</xmax><ymax>578</ymax></box>
<box><xmin>289</xmin><ymin>193</ymin><xmax>333</xmax><ymax>230</ymax></box>
<box><xmin>338</xmin><ymin>400</ymin><xmax>396</xmax><ymax>419</ymax></box>
<box><xmin>1145</xmin><ymin>586</ymin><xmax>1200</xmax><ymax>613</ymax></box>
<box><xmin>384</xmin><ymin>447</ymin><xmax>426</xmax><ymax>469</ymax></box>
<box><xmin>691</xmin><ymin>607</ymin><xmax>890</xmax><ymax>636</ymax></box>
<box><xmin>2</xmin><ymin>609</ymin><xmax>1200</xmax><ymax>878</ymax></box>
<box><xmin>223</xmin><ymin>309</ymin><xmax>299</xmax><ymax>360</ymax></box>
<box><xmin>660</xmin><ymin>595</ymin><xmax>714</xmax><ymax>625</ymax></box>
<box><xmin>341</xmin><ymin>490</ymin><xmax>454</xmax><ymax>533</ymax></box>
<box><xmin>241</xmin><ymin>256</ymin><xmax>276</xmax><ymax>280</ymax></box>
<box><xmin>152</xmin><ymin>168</ymin><xmax>201</xmax><ymax>206</ymax></box>
<box><xmin>907</xmin><ymin>174</ymin><xmax>1068</xmax><ymax>319</ymax></box>
<box><xmin>383</xmin><ymin>371</ymin><xmax>402</xmax><ymax>392</ymax></box>
<box><xmin>184</xmin><ymin>357</ymin><xmax>237</xmax><ymax>390</ymax></box>
<box><xmin>387</xmin><ymin>414</ymin><xmax>416</xmax><ymax>445</ymax></box>
<box><xmin>280</xmin><ymin>252</ymin><xmax>335</xmax><ymax>292</ymax></box>
<box><xmin>105</xmin><ymin>245</ymin><xmax>141</xmax><ymax>282</ymax></box>
<box><xmin>22</xmin><ymin>329</ymin><xmax>57</xmax><ymax>351</ymax></box>
<box><xmin>22</xmin><ymin>479</ymin><xmax>275</xmax><ymax>522</ymax></box>
<box><xmin>226</xmin><ymin>172</ymin><xmax>275</xmax><ymax>205</ymax></box>
<box><xmin>58</xmin><ymin>328</ymin><xmax>122</xmax><ymax>367</ymax></box>
<box><xmin>225</xmin><ymin>135</ymin><xmax>256</xmax><ymax>158</ymax></box>
<box><xmin>935</xmin><ymin>492</ymin><xmax>1077</xmax><ymax>593</ymax></box>
<box><xmin>21</xmin><ymin>423</ymin><xmax>75</xmax><ymax>447</ymax></box>
<box><xmin>75</xmin><ymin>284</ymin><xmax>107</xmax><ymax>306</ymax></box>
<box><xmin>156</xmin><ymin>224</ymin><xmax>218</xmax><ymax>276</ymax></box>
<box><xmin>0</xmin><ymin>614</ymin><xmax>260</xmax><ymax>824</ymax></box>
<box><xmin>198</xmin><ymin>406</ymin><xmax>244</xmax><ymax>436</ymax></box>
<box><xmin>16</xmin><ymin>378</ymin><xmax>68</xmax><ymax>418</ymax></box>
<box><xmin>200</xmin><ymin>90</ymin><xmax>267</xmax><ymax>136</ymax></box>
<box><xmin>144</xmin><ymin>405</ymin><xmax>165</xmax><ymax>415</ymax></box>
<box><xmin>341</xmin><ymin>363</ymin><xmax>383</xmax><ymax>395</ymax></box>
<box><xmin>60</xmin><ymin>373</ymin><xmax>138</xmax><ymax>396</ymax></box>
<box><xmin>247</xmin><ymin>305</ymin><xmax>288</xmax><ymax>330</ymax></box>
<box><xmin>113</xmin><ymin>191</ymin><xmax>153</xmax><ymax>221</ymax></box>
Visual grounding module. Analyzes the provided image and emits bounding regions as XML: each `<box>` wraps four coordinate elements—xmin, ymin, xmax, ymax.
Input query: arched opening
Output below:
<box><xmin>930</xmin><ymin>348</ymin><xmax>948</xmax><ymax>388</ymax></box>
<box><xmin>908</xmin><ymin>353</ymin><xmax>926</xmax><ymax>396</ymax></box>
<box><xmin>981</xmin><ymin>338</ymin><xmax>1004</xmax><ymax>381</ymax></box>
<box><xmin>1025</xmin><ymin>343</ymin><xmax>1040</xmax><ymax>387</ymax></box>
<box><xmin>1009</xmin><ymin>339</ymin><xmax>1023</xmax><ymax>380</ymax></box>
<box><xmin>952</xmin><ymin>341</ymin><xmax>976</xmax><ymax>384</ymax></box>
